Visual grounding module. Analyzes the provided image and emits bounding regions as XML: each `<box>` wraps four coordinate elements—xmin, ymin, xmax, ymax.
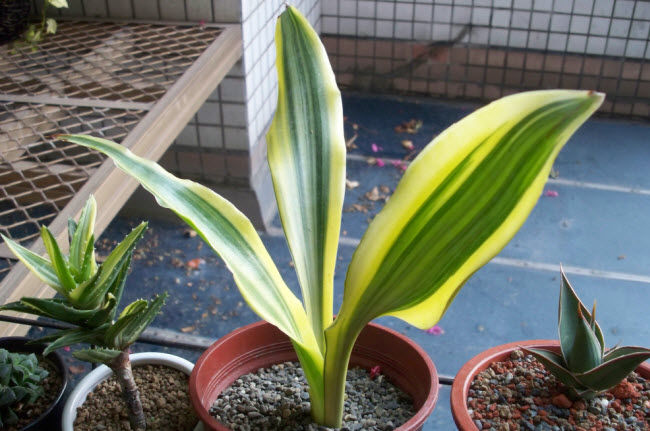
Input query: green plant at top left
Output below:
<box><xmin>0</xmin><ymin>195</ymin><xmax>167</xmax><ymax>430</ymax></box>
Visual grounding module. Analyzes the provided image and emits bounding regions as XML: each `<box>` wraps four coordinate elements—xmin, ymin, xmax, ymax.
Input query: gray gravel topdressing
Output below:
<box><xmin>210</xmin><ymin>361</ymin><xmax>415</xmax><ymax>431</ymax></box>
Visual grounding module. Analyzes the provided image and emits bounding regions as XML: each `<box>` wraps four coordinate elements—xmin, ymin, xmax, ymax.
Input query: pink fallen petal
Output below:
<box><xmin>376</xmin><ymin>158</ymin><xmax>385</xmax><ymax>167</ymax></box>
<box><xmin>545</xmin><ymin>190</ymin><xmax>559</xmax><ymax>197</ymax></box>
<box><xmin>391</xmin><ymin>160</ymin><xmax>408</xmax><ymax>172</ymax></box>
<box><xmin>198</xmin><ymin>19</ymin><xmax>206</xmax><ymax>28</ymax></box>
<box><xmin>63</xmin><ymin>346</ymin><xmax>71</xmax><ymax>352</ymax></box>
<box><xmin>371</xmin><ymin>143</ymin><xmax>383</xmax><ymax>153</ymax></box>
<box><xmin>369</xmin><ymin>365</ymin><xmax>382</xmax><ymax>379</ymax></box>
<box><xmin>425</xmin><ymin>325</ymin><xmax>445</xmax><ymax>335</ymax></box>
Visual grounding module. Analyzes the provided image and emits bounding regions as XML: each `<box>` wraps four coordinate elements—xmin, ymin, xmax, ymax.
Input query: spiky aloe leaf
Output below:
<box><xmin>67</xmin><ymin>218</ymin><xmax>77</xmax><ymax>245</ymax></box>
<box><xmin>104</xmin><ymin>294</ymin><xmax>167</xmax><ymax>350</ymax></box>
<box><xmin>521</xmin><ymin>347</ymin><xmax>584</xmax><ymax>389</ymax></box>
<box><xmin>1</xmin><ymin>234</ymin><xmax>64</xmax><ymax>295</ymax></box>
<box><xmin>84</xmin><ymin>294</ymin><xmax>118</xmax><ymax>328</ymax></box>
<box><xmin>73</xmin><ymin>348</ymin><xmax>121</xmax><ymax>365</ymax></box>
<box><xmin>42</xmin><ymin>327</ymin><xmax>106</xmax><ymax>356</ymax></box>
<box><xmin>105</xmin><ymin>251</ymin><xmax>133</xmax><ymax>321</ymax></box>
<box><xmin>577</xmin><ymin>348</ymin><xmax>650</xmax><ymax>391</ymax></box>
<box><xmin>0</xmin><ymin>298</ymin><xmax>96</xmax><ymax>325</ymax></box>
<box><xmin>40</xmin><ymin>226</ymin><xmax>76</xmax><ymax>293</ymax></box>
<box><xmin>69</xmin><ymin>222</ymin><xmax>147</xmax><ymax>309</ymax></box>
<box><xmin>69</xmin><ymin>196</ymin><xmax>97</xmax><ymax>280</ymax></box>
<box><xmin>559</xmin><ymin>270</ymin><xmax>605</xmax><ymax>359</ymax></box>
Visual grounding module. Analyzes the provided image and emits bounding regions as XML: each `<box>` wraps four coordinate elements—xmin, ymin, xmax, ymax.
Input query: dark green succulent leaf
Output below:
<box><xmin>0</xmin><ymin>364</ymin><xmax>10</xmax><ymax>385</ymax></box>
<box><xmin>18</xmin><ymin>298</ymin><xmax>97</xmax><ymax>325</ymax></box>
<box><xmin>577</xmin><ymin>349</ymin><xmax>650</xmax><ymax>392</ymax></box>
<box><xmin>84</xmin><ymin>293</ymin><xmax>117</xmax><ymax>328</ymax></box>
<box><xmin>117</xmin><ymin>299</ymin><xmax>147</xmax><ymax>319</ymax></box>
<box><xmin>521</xmin><ymin>347</ymin><xmax>584</xmax><ymax>389</ymax></box>
<box><xmin>566</xmin><ymin>307</ymin><xmax>603</xmax><ymax>373</ymax></box>
<box><xmin>0</xmin><ymin>387</ymin><xmax>16</xmax><ymax>405</ymax></box>
<box><xmin>604</xmin><ymin>345</ymin><xmax>650</xmax><ymax>362</ymax></box>
<box><xmin>73</xmin><ymin>348</ymin><xmax>121</xmax><ymax>365</ymax></box>
<box><xmin>69</xmin><ymin>222</ymin><xmax>147</xmax><ymax>309</ymax></box>
<box><xmin>104</xmin><ymin>294</ymin><xmax>167</xmax><ymax>350</ymax></box>
<box><xmin>70</xmin><ymin>196</ymin><xmax>97</xmax><ymax>278</ymax></box>
<box><xmin>41</xmin><ymin>226</ymin><xmax>76</xmax><ymax>293</ymax></box>
<box><xmin>559</xmin><ymin>270</ymin><xmax>605</xmax><ymax>359</ymax></box>
<box><xmin>1</xmin><ymin>234</ymin><xmax>64</xmax><ymax>295</ymax></box>
<box><xmin>42</xmin><ymin>327</ymin><xmax>106</xmax><ymax>356</ymax></box>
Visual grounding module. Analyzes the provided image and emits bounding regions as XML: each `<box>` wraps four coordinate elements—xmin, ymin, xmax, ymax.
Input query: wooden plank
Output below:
<box><xmin>0</xmin><ymin>25</ymin><xmax>242</xmax><ymax>336</ymax></box>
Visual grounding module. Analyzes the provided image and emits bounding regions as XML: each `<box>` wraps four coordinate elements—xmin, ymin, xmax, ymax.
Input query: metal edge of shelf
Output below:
<box><xmin>0</xmin><ymin>25</ymin><xmax>243</xmax><ymax>336</ymax></box>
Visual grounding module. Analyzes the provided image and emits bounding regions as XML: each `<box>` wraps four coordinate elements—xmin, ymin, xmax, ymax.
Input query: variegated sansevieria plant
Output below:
<box><xmin>0</xmin><ymin>196</ymin><xmax>167</xmax><ymax>430</ymax></box>
<box><xmin>56</xmin><ymin>6</ymin><xmax>604</xmax><ymax>427</ymax></box>
<box><xmin>522</xmin><ymin>270</ymin><xmax>650</xmax><ymax>399</ymax></box>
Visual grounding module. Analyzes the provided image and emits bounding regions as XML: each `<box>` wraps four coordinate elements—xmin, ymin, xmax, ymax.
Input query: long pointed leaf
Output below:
<box><xmin>604</xmin><ymin>345</ymin><xmax>650</xmax><ymax>362</ymax></box>
<box><xmin>41</xmin><ymin>226</ymin><xmax>76</xmax><ymax>293</ymax></box>
<box><xmin>79</xmin><ymin>234</ymin><xmax>96</xmax><ymax>281</ymax></box>
<box><xmin>69</xmin><ymin>196</ymin><xmax>96</xmax><ymax>277</ymax></box>
<box><xmin>0</xmin><ymin>298</ymin><xmax>95</xmax><ymax>325</ymax></box>
<box><xmin>267</xmin><ymin>6</ymin><xmax>345</xmax><ymax>350</ymax></box>
<box><xmin>337</xmin><ymin>90</ymin><xmax>603</xmax><ymax>331</ymax></box>
<box><xmin>1</xmin><ymin>234</ymin><xmax>64</xmax><ymax>295</ymax></box>
<box><xmin>577</xmin><ymin>350</ymin><xmax>650</xmax><ymax>391</ymax></box>
<box><xmin>559</xmin><ymin>270</ymin><xmax>605</xmax><ymax>359</ymax></box>
<box><xmin>106</xmin><ymin>251</ymin><xmax>133</xmax><ymax>321</ymax></box>
<box><xmin>522</xmin><ymin>347</ymin><xmax>585</xmax><ymax>389</ymax></box>
<box><xmin>104</xmin><ymin>295</ymin><xmax>166</xmax><ymax>350</ymax></box>
<box><xmin>57</xmin><ymin>134</ymin><xmax>320</xmax><ymax>356</ymax></box>
<box><xmin>42</xmin><ymin>328</ymin><xmax>105</xmax><ymax>356</ymax></box>
<box><xmin>73</xmin><ymin>348</ymin><xmax>121</xmax><ymax>365</ymax></box>
<box><xmin>69</xmin><ymin>222</ymin><xmax>147</xmax><ymax>309</ymax></box>
<box><xmin>565</xmin><ymin>307</ymin><xmax>603</xmax><ymax>372</ymax></box>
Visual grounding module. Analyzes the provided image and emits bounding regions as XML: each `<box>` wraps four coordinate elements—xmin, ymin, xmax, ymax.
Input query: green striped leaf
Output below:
<box><xmin>69</xmin><ymin>222</ymin><xmax>147</xmax><ymax>309</ymax></box>
<box><xmin>0</xmin><ymin>298</ymin><xmax>96</xmax><ymax>325</ymax></box>
<box><xmin>522</xmin><ymin>347</ymin><xmax>584</xmax><ymax>389</ymax></box>
<box><xmin>565</xmin><ymin>306</ymin><xmax>603</xmax><ymax>372</ymax></box>
<box><xmin>57</xmin><ymin>134</ymin><xmax>320</xmax><ymax>357</ymax></box>
<box><xmin>267</xmin><ymin>6</ymin><xmax>346</xmax><ymax>349</ymax></box>
<box><xmin>42</xmin><ymin>327</ymin><xmax>105</xmax><ymax>356</ymax></box>
<box><xmin>1</xmin><ymin>234</ymin><xmax>63</xmax><ymax>295</ymax></box>
<box><xmin>40</xmin><ymin>226</ymin><xmax>76</xmax><ymax>293</ymax></box>
<box><xmin>578</xmin><ymin>349</ymin><xmax>650</xmax><ymax>391</ymax></box>
<box><xmin>104</xmin><ymin>295</ymin><xmax>166</xmax><ymax>350</ymax></box>
<box><xmin>70</xmin><ymin>196</ymin><xmax>97</xmax><ymax>281</ymax></box>
<box><xmin>336</xmin><ymin>90</ymin><xmax>603</xmax><ymax>333</ymax></box>
<box><xmin>73</xmin><ymin>348</ymin><xmax>121</xmax><ymax>365</ymax></box>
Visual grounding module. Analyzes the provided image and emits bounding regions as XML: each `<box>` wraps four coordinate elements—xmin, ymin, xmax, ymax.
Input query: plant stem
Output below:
<box><xmin>110</xmin><ymin>350</ymin><xmax>146</xmax><ymax>430</ymax></box>
<box><xmin>322</xmin><ymin>316</ymin><xmax>363</xmax><ymax>428</ymax></box>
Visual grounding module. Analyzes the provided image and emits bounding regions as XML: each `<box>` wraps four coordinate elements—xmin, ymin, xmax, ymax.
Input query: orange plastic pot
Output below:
<box><xmin>450</xmin><ymin>340</ymin><xmax>650</xmax><ymax>431</ymax></box>
<box><xmin>190</xmin><ymin>320</ymin><xmax>439</xmax><ymax>431</ymax></box>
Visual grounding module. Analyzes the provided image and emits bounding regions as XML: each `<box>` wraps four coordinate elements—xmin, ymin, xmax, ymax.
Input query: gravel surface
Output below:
<box><xmin>74</xmin><ymin>364</ymin><xmax>197</xmax><ymax>431</ymax></box>
<box><xmin>5</xmin><ymin>356</ymin><xmax>63</xmax><ymax>431</ymax></box>
<box><xmin>467</xmin><ymin>350</ymin><xmax>650</xmax><ymax>430</ymax></box>
<box><xmin>210</xmin><ymin>361</ymin><xmax>415</xmax><ymax>431</ymax></box>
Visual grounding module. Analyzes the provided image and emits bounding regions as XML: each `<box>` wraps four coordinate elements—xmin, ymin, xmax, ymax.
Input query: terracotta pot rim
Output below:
<box><xmin>190</xmin><ymin>320</ymin><xmax>439</xmax><ymax>431</ymax></box>
<box><xmin>450</xmin><ymin>339</ymin><xmax>650</xmax><ymax>431</ymax></box>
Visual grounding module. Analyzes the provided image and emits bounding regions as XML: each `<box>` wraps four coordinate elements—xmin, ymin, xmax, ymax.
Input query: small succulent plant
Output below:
<box><xmin>1</xmin><ymin>196</ymin><xmax>166</xmax><ymax>430</ymax></box>
<box><xmin>0</xmin><ymin>348</ymin><xmax>49</xmax><ymax>427</ymax></box>
<box><xmin>522</xmin><ymin>270</ymin><xmax>650</xmax><ymax>399</ymax></box>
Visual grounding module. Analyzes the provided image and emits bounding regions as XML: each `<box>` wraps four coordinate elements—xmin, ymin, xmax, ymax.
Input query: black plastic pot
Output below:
<box><xmin>0</xmin><ymin>0</ymin><xmax>30</xmax><ymax>44</ymax></box>
<box><xmin>0</xmin><ymin>336</ymin><xmax>69</xmax><ymax>431</ymax></box>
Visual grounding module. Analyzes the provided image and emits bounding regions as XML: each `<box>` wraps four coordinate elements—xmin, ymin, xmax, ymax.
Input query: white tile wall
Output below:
<box><xmin>320</xmin><ymin>0</ymin><xmax>650</xmax><ymax>59</ymax></box>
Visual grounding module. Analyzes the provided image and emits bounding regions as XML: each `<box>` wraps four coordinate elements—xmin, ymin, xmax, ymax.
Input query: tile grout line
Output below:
<box><xmin>345</xmin><ymin>154</ymin><xmax>650</xmax><ymax>196</ymax></box>
<box><xmin>265</xmin><ymin>227</ymin><xmax>650</xmax><ymax>285</ymax></box>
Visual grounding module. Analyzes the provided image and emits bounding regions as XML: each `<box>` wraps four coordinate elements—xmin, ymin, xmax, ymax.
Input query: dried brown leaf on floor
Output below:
<box><xmin>364</xmin><ymin>186</ymin><xmax>390</xmax><ymax>203</ymax></box>
<box><xmin>181</xmin><ymin>325</ymin><xmax>196</xmax><ymax>333</ymax></box>
<box><xmin>366</xmin><ymin>156</ymin><xmax>377</xmax><ymax>165</ymax></box>
<box><xmin>69</xmin><ymin>365</ymin><xmax>85</xmax><ymax>375</ymax></box>
<box><xmin>401</xmin><ymin>140</ymin><xmax>414</xmax><ymax>150</ymax></box>
<box><xmin>394</xmin><ymin>119</ymin><xmax>423</xmax><ymax>134</ymax></box>
<box><xmin>184</xmin><ymin>229</ymin><xmax>197</xmax><ymax>238</ymax></box>
<box><xmin>346</xmin><ymin>133</ymin><xmax>358</xmax><ymax>149</ymax></box>
<box><xmin>344</xmin><ymin>203</ymin><xmax>370</xmax><ymax>213</ymax></box>
<box><xmin>346</xmin><ymin>179</ymin><xmax>360</xmax><ymax>190</ymax></box>
<box><xmin>380</xmin><ymin>185</ymin><xmax>391</xmax><ymax>194</ymax></box>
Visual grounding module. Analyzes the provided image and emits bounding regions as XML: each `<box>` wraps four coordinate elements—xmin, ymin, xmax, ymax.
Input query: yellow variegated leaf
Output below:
<box><xmin>267</xmin><ymin>6</ymin><xmax>345</xmax><ymax>349</ymax></box>
<box><xmin>338</xmin><ymin>90</ymin><xmax>604</xmax><ymax>331</ymax></box>
<box><xmin>57</xmin><ymin>134</ymin><xmax>320</xmax><ymax>357</ymax></box>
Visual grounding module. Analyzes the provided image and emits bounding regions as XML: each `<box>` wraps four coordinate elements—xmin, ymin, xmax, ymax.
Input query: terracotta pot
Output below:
<box><xmin>450</xmin><ymin>340</ymin><xmax>650</xmax><ymax>431</ymax></box>
<box><xmin>62</xmin><ymin>352</ymin><xmax>202</xmax><ymax>431</ymax></box>
<box><xmin>190</xmin><ymin>320</ymin><xmax>439</xmax><ymax>431</ymax></box>
<box><xmin>0</xmin><ymin>337</ymin><xmax>69</xmax><ymax>431</ymax></box>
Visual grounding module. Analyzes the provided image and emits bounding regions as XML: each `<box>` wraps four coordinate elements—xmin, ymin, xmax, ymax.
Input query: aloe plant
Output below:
<box><xmin>55</xmin><ymin>6</ymin><xmax>605</xmax><ymax>427</ymax></box>
<box><xmin>522</xmin><ymin>270</ymin><xmax>650</xmax><ymax>399</ymax></box>
<box><xmin>0</xmin><ymin>196</ymin><xmax>166</xmax><ymax>430</ymax></box>
<box><xmin>0</xmin><ymin>349</ymin><xmax>49</xmax><ymax>428</ymax></box>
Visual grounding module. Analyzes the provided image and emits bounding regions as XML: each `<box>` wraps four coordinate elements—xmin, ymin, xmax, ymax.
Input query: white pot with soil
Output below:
<box><xmin>62</xmin><ymin>352</ymin><xmax>202</xmax><ymax>431</ymax></box>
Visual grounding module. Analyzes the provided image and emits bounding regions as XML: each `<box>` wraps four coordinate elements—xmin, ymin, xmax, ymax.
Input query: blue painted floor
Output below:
<box><xmin>30</xmin><ymin>93</ymin><xmax>650</xmax><ymax>430</ymax></box>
